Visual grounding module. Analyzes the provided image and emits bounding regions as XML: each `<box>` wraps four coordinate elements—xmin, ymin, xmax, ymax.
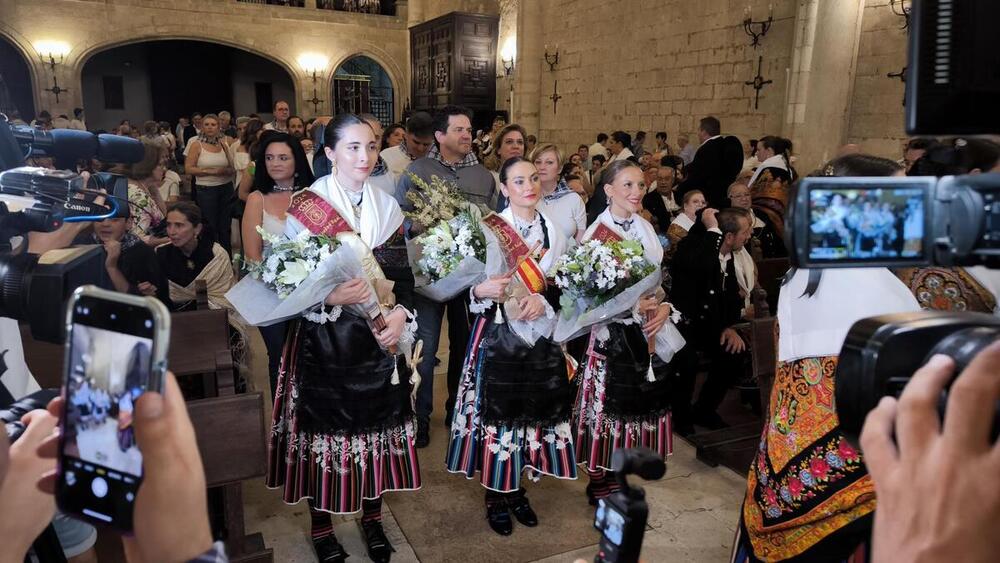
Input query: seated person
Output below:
<box><xmin>94</xmin><ymin>215</ymin><xmax>171</xmax><ymax>306</ymax></box>
<box><xmin>154</xmin><ymin>201</ymin><xmax>235</xmax><ymax>312</ymax></box>
<box><xmin>669</xmin><ymin>208</ymin><xmax>755</xmax><ymax>433</ymax></box>
<box><xmin>728</xmin><ymin>180</ymin><xmax>787</xmax><ymax>258</ymax></box>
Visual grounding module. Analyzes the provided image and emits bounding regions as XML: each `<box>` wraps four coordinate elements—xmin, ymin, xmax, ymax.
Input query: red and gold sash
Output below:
<box><xmin>288</xmin><ymin>190</ymin><xmax>354</xmax><ymax>237</ymax></box>
<box><xmin>588</xmin><ymin>222</ymin><xmax>625</xmax><ymax>244</ymax></box>
<box><xmin>481</xmin><ymin>212</ymin><xmax>546</xmax><ymax>294</ymax></box>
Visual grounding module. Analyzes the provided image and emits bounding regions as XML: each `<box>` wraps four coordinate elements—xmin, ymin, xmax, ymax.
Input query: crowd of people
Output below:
<box><xmin>6</xmin><ymin>102</ymin><xmax>1000</xmax><ymax>563</ymax></box>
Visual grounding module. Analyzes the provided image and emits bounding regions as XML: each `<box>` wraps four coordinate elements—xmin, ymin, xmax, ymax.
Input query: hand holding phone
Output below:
<box><xmin>56</xmin><ymin>286</ymin><xmax>169</xmax><ymax>532</ymax></box>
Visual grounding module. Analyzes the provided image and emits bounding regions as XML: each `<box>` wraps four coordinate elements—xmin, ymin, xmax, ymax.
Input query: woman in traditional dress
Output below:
<box><xmin>665</xmin><ymin>189</ymin><xmax>706</xmax><ymax>262</ymax></box>
<box><xmin>747</xmin><ymin>136</ymin><xmax>794</xmax><ymax>259</ymax></box>
<box><xmin>446</xmin><ymin>156</ymin><xmax>577</xmax><ymax>536</ymax></box>
<box><xmin>733</xmin><ymin>154</ymin><xmax>922</xmax><ymax>563</ymax></box>
<box><xmin>574</xmin><ymin>159</ymin><xmax>678</xmax><ymax>507</ymax></box>
<box><xmin>266</xmin><ymin>114</ymin><xmax>418</xmax><ymax>563</ymax></box>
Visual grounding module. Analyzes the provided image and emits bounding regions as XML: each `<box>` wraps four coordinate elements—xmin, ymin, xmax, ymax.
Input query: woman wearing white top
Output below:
<box><xmin>241</xmin><ymin>132</ymin><xmax>315</xmax><ymax>397</ymax></box>
<box><xmin>185</xmin><ymin>114</ymin><xmax>236</xmax><ymax>253</ymax></box>
<box><xmin>665</xmin><ymin>189</ymin><xmax>706</xmax><ymax>262</ymax></box>
<box><xmin>531</xmin><ymin>143</ymin><xmax>587</xmax><ymax>242</ymax></box>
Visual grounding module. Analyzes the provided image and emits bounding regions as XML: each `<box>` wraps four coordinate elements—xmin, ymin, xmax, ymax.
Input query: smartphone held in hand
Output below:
<box><xmin>56</xmin><ymin>286</ymin><xmax>170</xmax><ymax>532</ymax></box>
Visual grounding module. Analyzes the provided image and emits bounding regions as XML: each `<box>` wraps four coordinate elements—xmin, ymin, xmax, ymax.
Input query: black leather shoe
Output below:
<box><xmin>486</xmin><ymin>499</ymin><xmax>513</xmax><ymax>536</ymax></box>
<box><xmin>508</xmin><ymin>494</ymin><xmax>538</xmax><ymax>527</ymax></box>
<box><xmin>361</xmin><ymin>521</ymin><xmax>394</xmax><ymax>563</ymax></box>
<box><xmin>415</xmin><ymin>417</ymin><xmax>430</xmax><ymax>448</ymax></box>
<box><xmin>312</xmin><ymin>535</ymin><xmax>348</xmax><ymax>563</ymax></box>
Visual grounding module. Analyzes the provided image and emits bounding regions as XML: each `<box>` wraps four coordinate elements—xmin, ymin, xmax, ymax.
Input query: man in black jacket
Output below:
<box><xmin>677</xmin><ymin>116</ymin><xmax>744</xmax><ymax>209</ymax></box>
<box><xmin>669</xmin><ymin>207</ymin><xmax>753</xmax><ymax>433</ymax></box>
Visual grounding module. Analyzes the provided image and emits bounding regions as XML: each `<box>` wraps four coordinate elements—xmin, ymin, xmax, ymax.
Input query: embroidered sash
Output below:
<box><xmin>288</xmin><ymin>190</ymin><xmax>354</xmax><ymax>237</ymax></box>
<box><xmin>588</xmin><ymin>222</ymin><xmax>625</xmax><ymax>244</ymax></box>
<box><xmin>482</xmin><ymin>212</ymin><xmax>546</xmax><ymax>294</ymax></box>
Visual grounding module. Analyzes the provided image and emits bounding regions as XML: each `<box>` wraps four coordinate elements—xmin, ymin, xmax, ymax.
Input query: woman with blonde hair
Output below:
<box><xmin>531</xmin><ymin>143</ymin><xmax>587</xmax><ymax>241</ymax></box>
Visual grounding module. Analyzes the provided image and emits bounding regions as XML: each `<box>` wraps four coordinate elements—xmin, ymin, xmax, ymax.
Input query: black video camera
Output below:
<box><xmin>0</xmin><ymin>114</ymin><xmax>143</xmax><ymax>343</ymax></box>
<box><xmin>783</xmin><ymin>0</ymin><xmax>1000</xmax><ymax>445</ymax></box>
<box><xmin>592</xmin><ymin>448</ymin><xmax>666</xmax><ymax>563</ymax></box>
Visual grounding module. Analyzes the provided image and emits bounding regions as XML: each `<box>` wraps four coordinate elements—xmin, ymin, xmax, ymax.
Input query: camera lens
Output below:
<box><xmin>924</xmin><ymin>327</ymin><xmax>1000</xmax><ymax>442</ymax></box>
<box><xmin>0</xmin><ymin>251</ymin><xmax>39</xmax><ymax>323</ymax></box>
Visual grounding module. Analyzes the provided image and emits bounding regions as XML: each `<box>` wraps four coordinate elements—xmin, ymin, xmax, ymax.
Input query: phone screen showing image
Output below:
<box><xmin>58</xmin><ymin>294</ymin><xmax>158</xmax><ymax>531</ymax></box>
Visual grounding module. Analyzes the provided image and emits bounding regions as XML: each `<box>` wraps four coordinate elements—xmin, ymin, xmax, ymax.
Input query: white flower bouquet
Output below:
<box><xmin>226</xmin><ymin>228</ymin><xmax>356</xmax><ymax>327</ymax></box>
<box><xmin>244</xmin><ymin>227</ymin><xmax>339</xmax><ymax>298</ymax></box>
<box><xmin>551</xmin><ymin>239</ymin><xmax>663</xmax><ymax>342</ymax></box>
<box><xmin>404</xmin><ymin>174</ymin><xmax>487</xmax><ymax>301</ymax></box>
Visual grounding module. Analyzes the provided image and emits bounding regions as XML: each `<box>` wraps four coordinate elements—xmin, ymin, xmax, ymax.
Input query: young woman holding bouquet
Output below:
<box><xmin>445</xmin><ymin>156</ymin><xmax>578</xmax><ymax>536</ymax></box>
<box><xmin>574</xmin><ymin>159</ymin><xmax>677</xmax><ymax>506</ymax></box>
<box><xmin>265</xmin><ymin>114</ymin><xmax>419</xmax><ymax>563</ymax></box>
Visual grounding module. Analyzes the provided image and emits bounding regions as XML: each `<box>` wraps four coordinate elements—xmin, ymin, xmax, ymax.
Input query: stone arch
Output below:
<box><xmin>0</xmin><ymin>25</ymin><xmax>41</xmax><ymax>114</ymax></box>
<box><xmin>329</xmin><ymin>48</ymin><xmax>405</xmax><ymax>122</ymax></box>
<box><xmin>70</xmin><ymin>31</ymin><xmax>302</xmax><ymax>110</ymax></box>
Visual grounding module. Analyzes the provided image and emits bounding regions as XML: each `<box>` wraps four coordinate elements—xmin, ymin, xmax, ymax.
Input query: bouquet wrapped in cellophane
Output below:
<box><xmin>551</xmin><ymin>238</ymin><xmax>685</xmax><ymax>364</ymax></box>
<box><xmin>404</xmin><ymin>173</ymin><xmax>488</xmax><ymax>301</ymax></box>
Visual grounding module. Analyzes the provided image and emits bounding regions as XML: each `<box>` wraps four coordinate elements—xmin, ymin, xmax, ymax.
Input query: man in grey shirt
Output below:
<box><xmin>397</xmin><ymin>105</ymin><xmax>497</xmax><ymax>447</ymax></box>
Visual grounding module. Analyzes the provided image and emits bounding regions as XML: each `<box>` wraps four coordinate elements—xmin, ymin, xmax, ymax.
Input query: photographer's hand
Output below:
<box><xmin>861</xmin><ymin>343</ymin><xmax>1000</xmax><ymax>563</ymax></box>
<box><xmin>39</xmin><ymin>372</ymin><xmax>213</xmax><ymax>563</ymax></box>
<box><xmin>0</xmin><ymin>410</ymin><xmax>58</xmax><ymax>563</ymax></box>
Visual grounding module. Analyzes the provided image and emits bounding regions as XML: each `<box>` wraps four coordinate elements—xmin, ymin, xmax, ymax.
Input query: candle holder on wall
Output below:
<box><xmin>543</xmin><ymin>46</ymin><xmax>559</xmax><ymax>72</ymax></box>
<box><xmin>743</xmin><ymin>4</ymin><xmax>773</xmax><ymax>49</ymax></box>
<box><xmin>889</xmin><ymin>0</ymin><xmax>911</xmax><ymax>31</ymax></box>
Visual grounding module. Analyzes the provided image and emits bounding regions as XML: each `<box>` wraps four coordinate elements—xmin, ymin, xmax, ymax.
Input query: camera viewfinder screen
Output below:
<box><xmin>808</xmin><ymin>187</ymin><xmax>925</xmax><ymax>262</ymax></box>
<box><xmin>64</xmin><ymin>324</ymin><xmax>152</xmax><ymax>477</ymax></box>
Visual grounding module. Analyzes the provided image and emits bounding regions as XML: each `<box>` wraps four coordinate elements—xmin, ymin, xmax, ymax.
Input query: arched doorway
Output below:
<box><xmin>333</xmin><ymin>55</ymin><xmax>394</xmax><ymax>125</ymax></box>
<box><xmin>81</xmin><ymin>40</ymin><xmax>296</xmax><ymax>132</ymax></box>
<box><xmin>0</xmin><ymin>35</ymin><xmax>36</xmax><ymax>122</ymax></box>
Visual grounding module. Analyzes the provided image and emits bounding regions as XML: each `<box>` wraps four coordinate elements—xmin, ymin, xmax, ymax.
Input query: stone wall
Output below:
<box><xmin>513</xmin><ymin>0</ymin><xmax>799</xmax><ymax>160</ymax></box>
<box><xmin>846</xmin><ymin>0</ymin><xmax>909</xmax><ymax>160</ymax></box>
<box><xmin>1</xmin><ymin>0</ymin><xmax>410</xmax><ymax>122</ymax></box>
<box><xmin>504</xmin><ymin>0</ymin><xmax>913</xmax><ymax>171</ymax></box>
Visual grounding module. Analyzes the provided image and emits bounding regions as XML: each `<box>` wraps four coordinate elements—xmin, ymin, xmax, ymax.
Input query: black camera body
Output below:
<box><xmin>836</xmin><ymin>311</ymin><xmax>1000</xmax><ymax>444</ymax></box>
<box><xmin>592</xmin><ymin>448</ymin><xmax>666</xmax><ymax>563</ymax></box>
<box><xmin>0</xmin><ymin>115</ymin><xmax>139</xmax><ymax>344</ymax></box>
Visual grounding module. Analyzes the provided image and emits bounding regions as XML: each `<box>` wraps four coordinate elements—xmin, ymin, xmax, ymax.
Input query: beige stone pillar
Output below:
<box><xmin>512</xmin><ymin>0</ymin><xmax>541</xmax><ymax>133</ymax></box>
<box><xmin>783</xmin><ymin>0</ymin><xmax>866</xmax><ymax>172</ymax></box>
<box><xmin>35</xmin><ymin>59</ymin><xmax>80</xmax><ymax>119</ymax></box>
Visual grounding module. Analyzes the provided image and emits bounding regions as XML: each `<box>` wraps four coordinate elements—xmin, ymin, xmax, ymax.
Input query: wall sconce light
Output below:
<box><xmin>34</xmin><ymin>40</ymin><xmax>72</xmax><ymax>103</ymax></box>
<box><xmin>543</xmin><ymin>44</ymin><xmax>559</xmax><ymax>72</ymax></box>
<box><xmin>298</xmin><ymin>53</ymin><xmax>329</xmax><ymax>112</ymax></box>
<box><xmin>743</xmin><ymin>4</ymin><xmax>773</xmax><ymax>48</ymax></box>
<box><xmin>500</xmin><ymin>36</ymin><xmax>516</xmax><ymax>77</ymax></box>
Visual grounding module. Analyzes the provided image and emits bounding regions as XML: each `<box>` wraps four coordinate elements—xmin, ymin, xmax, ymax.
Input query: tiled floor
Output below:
<box><xmin>242</xmin><ymin>324</ymin><xmax>747</xmax><ymax>562</ymax></box>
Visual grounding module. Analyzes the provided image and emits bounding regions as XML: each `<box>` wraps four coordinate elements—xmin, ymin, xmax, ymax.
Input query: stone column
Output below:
<box><xmin>783</xmin><ymin>0</ymin><xmax>866</xmax><ymax>172</ymax></box>
<box><xmin>512</xmin><ymin>0</ymin><xmax>541</xmax><ymax>133</ymax></box>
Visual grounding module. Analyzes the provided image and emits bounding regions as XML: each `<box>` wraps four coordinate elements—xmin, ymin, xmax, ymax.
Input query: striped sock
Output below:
<box><xmin>309</xmin><ymin>506</ymin><xmax>334</xmax><ymax>540</ymax></box>
<box><xmin>361</xmin><ymin>498</ymin><xmax>383</xmax><ymax>524</ymax></box>
<box><xmin>587</xmin><ymin>469</ymin><xmax>611</xmax><ymax>499</ymax></box>
<box><xmin>605</xmin><ymin>471</ymin><xmax>621</xmax><ymax>495</ymax></box>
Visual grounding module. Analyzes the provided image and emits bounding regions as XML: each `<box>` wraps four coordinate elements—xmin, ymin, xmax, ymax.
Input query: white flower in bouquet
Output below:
<box><xmin>245</xmin><ymin>226</ymin><xmax>340</xmax><ymax>298</ymax></box>
<box><xmin>413</xmin><ymin>208</ymin><xmax>486</xmax><ymax>283</ymax></box>
<box><xmin>553</xmin><ymin>239</ymin><xmax>656</xmax><ymax>318</ymax></box>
